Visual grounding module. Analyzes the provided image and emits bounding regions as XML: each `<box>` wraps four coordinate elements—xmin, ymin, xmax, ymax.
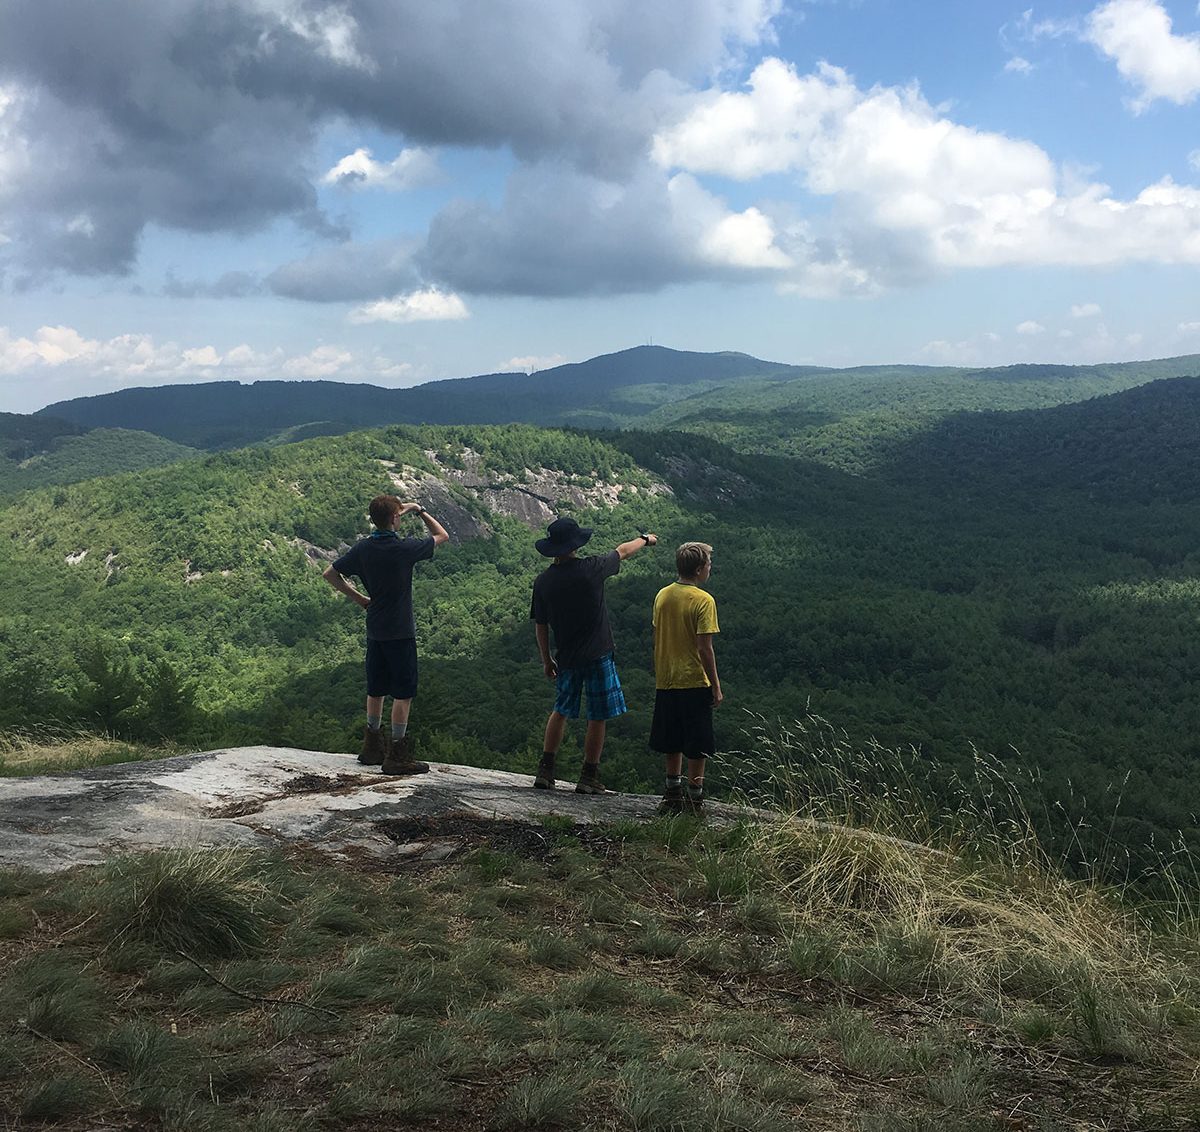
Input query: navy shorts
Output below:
<box><xmin>365</xmin><ymin>638</ymin><xmax>418</xmax><ymax>699</ymax></box>
<box><xmin>649</xmin><ymin>687</ymin><xmax>716</xmax><ymax>759</ymax></box>
<box><xmin>553</xmin><ymin>653</ymin><xmax>627</xmax><ymax>722</ymax></box>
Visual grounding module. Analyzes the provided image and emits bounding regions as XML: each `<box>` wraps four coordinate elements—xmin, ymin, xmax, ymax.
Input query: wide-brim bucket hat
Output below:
<box><xmin>536</xmin><ymin>516</ymin><xmax>593</xmax><ymax>557</ymax></box>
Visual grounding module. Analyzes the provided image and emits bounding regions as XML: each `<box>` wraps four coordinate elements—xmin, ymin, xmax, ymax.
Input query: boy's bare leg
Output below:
<box><xmin>665</xmin><ymin>752</ymin><xmax>683</xmax><ymax>778</ymax></box>
<box><xmin>583</xmin><ymin>720</ymin><xmax>606</xmax><ymax>766</ymax></box>
<box><xmin>391</xmin><ymin>698</ymin><xmax>412</xmax><ymax>726</ymax></box>
<box><xmin>685</xmin><ymin>757</ymin><xmax>706</xmax><ymax>813</ymax></box>
<box><xmin>574</xmin><ymin>719</ymin><xmax>607</xmax><ymax>794</ymax></box>
<box><xmin>543</xmin><ymin>711</ymin><xmax>567</xmax><ymax>754</ymax></box>
<box><xmin>535</xmin><ymin>712</ymin><xmax>567</xmax><ymax>788</ymax></box>
<box><xmin>366</xmin><ymin>695</ymin><xmax>384</xmax><ymax>722</ymax></box>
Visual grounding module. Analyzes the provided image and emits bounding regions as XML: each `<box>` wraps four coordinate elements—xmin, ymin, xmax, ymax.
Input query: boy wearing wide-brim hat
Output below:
<box><xmin>530</xmin><ymin>516</ymin><xmax>657</xmax><ymax>793</ymax></box>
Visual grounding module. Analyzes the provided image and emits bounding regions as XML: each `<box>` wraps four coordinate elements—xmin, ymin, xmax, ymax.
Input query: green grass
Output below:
<box><xmin>21</xmin><ymin>1073</ymin><xmax>97</xmax><ymax>1119</ymax></box>
<box><xmin>0</xmin><ymin>793</ymin><xmax>1196</xmax><ymax>1131</ymax></box>
<box><xmin>96</xmin><ymin>848</ymin><xmax>274</xmax><ymax>957</ymax></box>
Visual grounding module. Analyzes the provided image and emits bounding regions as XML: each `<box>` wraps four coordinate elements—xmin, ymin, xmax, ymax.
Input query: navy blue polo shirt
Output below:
<box><xmin>332</xmin><ymin>531</ymin><xmax>435</xmax><ymax>640</ymax></box>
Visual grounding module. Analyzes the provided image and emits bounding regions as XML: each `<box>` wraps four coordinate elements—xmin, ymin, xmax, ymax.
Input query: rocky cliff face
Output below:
<box><xmin>377</xmin><ymin>446</ymin><xmax>673</xmax><ymax>540</ymax></box>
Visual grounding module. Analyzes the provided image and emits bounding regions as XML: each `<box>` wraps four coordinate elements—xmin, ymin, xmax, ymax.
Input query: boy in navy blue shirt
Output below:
<box><xmin>324</xmin><ymin>495</ymin><xmax>449</xmax><ymax>774</ymax></box>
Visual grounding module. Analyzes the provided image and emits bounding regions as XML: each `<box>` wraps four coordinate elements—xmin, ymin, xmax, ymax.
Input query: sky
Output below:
<box><xmin>2</xmin><ymin>0</ymin><xmax>1200</xmax><ymax>412</ymax></box>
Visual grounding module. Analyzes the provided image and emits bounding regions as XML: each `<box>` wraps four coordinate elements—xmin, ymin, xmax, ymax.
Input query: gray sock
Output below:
<box><xmin>666</xmin><ymin>774</ymin><xmax>683</xmax><ymax>791</ymax></box>
<box><xmin>391</xmin><ymin>721</ymin><xmax>408</xmax><ymax>740</ymax></box>
<box><xmin>687</xmin><ymin>782</ymin><xmax>704</xmax><ymax>799</ymax></box>
<box><xmin>367</xmin><ymin>714</ymin><xmax>382</xmax><ymax>731</ymax></box>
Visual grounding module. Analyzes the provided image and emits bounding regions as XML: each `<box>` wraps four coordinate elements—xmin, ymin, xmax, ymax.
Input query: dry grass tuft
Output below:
<box><xmin>728</xmin><ymin>715</ymin><xmax>1196</xmax><ymax>1017</ymax></box>
<box><xmin>0</xmin><ymin>728</ymin><xmax>180</xmax><ymax>775</ymax></box>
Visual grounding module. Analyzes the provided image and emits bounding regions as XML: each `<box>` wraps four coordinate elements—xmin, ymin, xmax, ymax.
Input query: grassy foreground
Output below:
<box><xmin>1</xmin><ymin>790</ymin><xmax>1198</xmax><ymax>1131</ymax></box>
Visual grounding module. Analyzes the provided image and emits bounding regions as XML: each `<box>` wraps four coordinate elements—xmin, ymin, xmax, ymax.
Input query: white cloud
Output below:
<box><xmin>1017</xmin><ymin>320</ymin><xmax>1046</xmax><ymax>335</ymax></box>
<box><xmin>1011</xmin><ymin>10</ymin><xmax>1081</xmax><ymax>42</ymax></box>
<box><xmin>1071</xmin><ymin>302</ymin><xmax>1102</xmax><ymax>317</ymax></box>
<box><xmin>0</xmin><ymin>324</ymin><xmax>416</xmax><ymax>391</ymax></box>
<box><xmin>245</xmin><ymin>0</ymin><xmax>375</xmax><ymax>71</ymax></box>
<box><xmin>652</xmin><ymin>56</ymin><xmax>1200</xmax><ymax>289</ymax></box>
<box><xmin>919</xmin><ymin>337</ymin><xmax>986</xmax><ymax>365</ymax></box>
<box><xmin>500</xmin><ymin>353</ymin><xmax>569</xmax><ymax>373</ymax></box>
<box><xmin>1005</xmin><ymin>56</ymin><xmax>1034</xmax><ymax>74</ymax></box>
<box><xmin>181</xmin><ymin>345</ymin><xmax>222</xmax><ymax>368</ymax></box>
<box><xmin>66</xmin><ymin>213</ymin><xmax>95</xmax><ymax>237</ymax></box>
<box><xmin>666</xmin><ymin>173</ymin><xmax>792</xmax><ymax>268</ymax></box>
<box><xmin>280</xmin><ymin>345</ymin><xmax>355</xmax><ymax>377</ymax></box>
<box><xmin>1178</xmin><ymin>320</ymin><xmax>1200</xmax><ymax>333</ymax></box>
<box><xmin>322</xmin><ymin>146</ymin><xmax>441</xmax><ymax>190</ymax></box>
<box><xmin>1086</xmin><ymin>0</ymin><xmax>1200</xmax><ymax>109</ymax></box>
<box><xmin>347</xmin><ymin>288</ymin><xmax>470</xmax><ymax>324</ymax></box>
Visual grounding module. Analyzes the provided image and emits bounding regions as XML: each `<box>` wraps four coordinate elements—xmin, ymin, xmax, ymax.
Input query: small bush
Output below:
<box><xmin>96</xmin><ymin>849</ymin><xmax>274</xmax><ymax>958</ymax></box>
<box><xmin>555</xmin><ymin>970</ymin><xmax>626</xmax><ymax>1008</ymax></box>
<box><xmin>615</xmin><ymin>1064</ymin><xmax>697</xmax><ymax>1131</ymax></box>
<box><xmin>21</xmin><ymin>1073</ymin><xmax>96</xmax><ymax>1119</ymax></box>
<box><xmin>0</xmin><ymin>901</ymin><xmax>32</xmax><ymax>939</ymax></box>
<box><xmin>492</xmin><ymin>1071</ymin><xmax>582</xmax><ymax>1129</ymax></box>
<box><xmin>1</xmin><ymin>953</ymin><xmax>106</xmax><ymax>1041</ymax></box>
<box><xmin>525</xmin><ymin>930</ymin><xmax>585</xmax><ymax>971</ymax></box>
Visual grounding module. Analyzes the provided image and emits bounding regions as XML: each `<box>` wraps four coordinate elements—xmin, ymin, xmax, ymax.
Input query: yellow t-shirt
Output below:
<box><xmin>653</xmin><ymin>582</ymin><xmax>720</xmax><ymax>690</ymax></box>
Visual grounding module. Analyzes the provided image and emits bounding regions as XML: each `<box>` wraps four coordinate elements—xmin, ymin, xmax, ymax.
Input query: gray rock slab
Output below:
<box><xmin>0</xmin><ymin>748</ymin><xmax>742</xmax><ymax>873</ymax></box>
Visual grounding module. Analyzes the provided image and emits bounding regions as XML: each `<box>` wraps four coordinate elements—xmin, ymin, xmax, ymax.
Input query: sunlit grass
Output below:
<box><xmin>0</xmin><ymin>728</ymin><xmax>183</xmax><ymax>777</ymax></box>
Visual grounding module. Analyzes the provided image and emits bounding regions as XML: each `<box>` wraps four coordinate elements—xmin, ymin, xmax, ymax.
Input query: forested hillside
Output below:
<box><xmin>0</xmin><ymin>427</ymin><xmax>199</xmax><ymax>497</ymax></box>
<box><xmin>35</xmin><ymin>346</ymin><xmax>1200</xmax><ymax>456</ymax></box>
<box><xmin>4</xmin><ymin>383</ymin><xmax>1200</xmax><ymax>880</ymax></box>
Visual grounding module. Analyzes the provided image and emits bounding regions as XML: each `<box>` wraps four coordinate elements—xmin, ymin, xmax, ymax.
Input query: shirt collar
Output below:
<box><xmin>370</xmin><ymin>529</ymin><xmax>398</xmax><ymax>539</ymax></box>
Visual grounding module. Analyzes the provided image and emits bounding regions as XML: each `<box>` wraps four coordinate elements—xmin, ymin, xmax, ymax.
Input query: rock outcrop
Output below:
<box><xmin>0</xmin><ymin>748</ymin><xmax>734</xmax><ymax>873</ymax></box>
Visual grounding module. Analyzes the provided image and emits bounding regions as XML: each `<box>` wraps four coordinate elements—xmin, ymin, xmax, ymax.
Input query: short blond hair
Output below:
<box><xmin>676</xmin><ymin>541</ymin><xmax>712</xmax><ymax>578</ymax></box>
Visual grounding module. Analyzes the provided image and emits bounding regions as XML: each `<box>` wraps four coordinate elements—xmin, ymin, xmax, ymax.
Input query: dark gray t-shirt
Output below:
<box><xmin>333</xmin><ymin>533</ymin><xmax>435</xmax><ymax>640</ymax></box>
<box><xmin>530</xmin><ymin>551</ymin><xmax>621</xmax><ymax>669</ymax></box>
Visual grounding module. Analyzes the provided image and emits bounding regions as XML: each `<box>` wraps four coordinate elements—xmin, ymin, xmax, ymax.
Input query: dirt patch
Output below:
<box><xmin>373</xmin><ymin>810</ymin><xmax>625</xmax><ymax>864</ymax></box>
<box><xmin>376</xmin><ymin>811</ymin><xmax>562</xmax><ymax>858</ymax></box>
<box><xmin>208</xmin><ymin>773</ymin><xmax>374</xmax><ymax>819</ymax></box>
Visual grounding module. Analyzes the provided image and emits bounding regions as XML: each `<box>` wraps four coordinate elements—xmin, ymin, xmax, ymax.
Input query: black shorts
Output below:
<box><xmin>365</xmin><ymin>638</ymin><xmax>418</xmax><ymax>699</ymax></box>
<box><xmin>649</xmin><ymin>687</ymin><xmax>716</xmax><ymax>759</ymax></box>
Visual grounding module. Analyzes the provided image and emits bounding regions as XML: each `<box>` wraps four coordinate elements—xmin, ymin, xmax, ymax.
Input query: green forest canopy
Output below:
<box><xmin>4</xmin><ymin>380</ymin><xmax>1200</xmax><ymax>882</ymax></box>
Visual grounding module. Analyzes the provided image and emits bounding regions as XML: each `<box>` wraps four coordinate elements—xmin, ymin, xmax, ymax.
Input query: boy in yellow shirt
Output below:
<box><xmin>650</xmin><ymin>542</ymin><xmax>722</xmax><ymax>815</ymax></box>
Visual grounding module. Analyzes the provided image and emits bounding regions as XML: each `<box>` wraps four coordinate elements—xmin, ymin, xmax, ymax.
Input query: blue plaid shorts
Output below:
<box><xmin>553</xmin><ymin>652</ymin><xmax>627</xmax><ymax>721</ymax></box>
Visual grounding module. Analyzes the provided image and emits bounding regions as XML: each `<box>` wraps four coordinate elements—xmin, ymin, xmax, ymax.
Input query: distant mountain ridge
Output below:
<box><xmin>30</xmin><ymin>344</ymin><xmax>1200</xmax><ymax>458</ymax></box>
<box><xmin>37</xmin><ymin>346</ymin><xmax>813</xmax><ymax>449</ymax></box>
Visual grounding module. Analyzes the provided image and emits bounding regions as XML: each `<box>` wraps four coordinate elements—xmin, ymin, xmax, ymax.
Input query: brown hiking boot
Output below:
<box><xmin>533</xmin><ymin>757</ymin><xmax>556</xmax><ymax>790</ymax></box>
<box><xmin>358</xmin><ymin>725</ymin><xmax>387</xmax><ymax>766</ymax></box>
<box><xmin>575</xmin><ymin>766</ymin><xmax>607</xmax><ymax>795</ymax></box>
<box><xmin>381</xmin><ymin>734</ymin><xmax>430</xmax><ymax>776</ymax></box>
<box><xmin>682</xmin><ymin>790</ymin><xmax>705</xmax><ymax>817</ymax></box>
<box><xmin>657</xmin><ymin>784</ymin><xmax>684</xmax><ymax>815</ymax></box>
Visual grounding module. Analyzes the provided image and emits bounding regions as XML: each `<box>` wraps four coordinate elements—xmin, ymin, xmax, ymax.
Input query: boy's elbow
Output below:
<box><xmin>433</xmin><ymin>533</ymin><xmax>451</xmax><ymax>547</ymax></box>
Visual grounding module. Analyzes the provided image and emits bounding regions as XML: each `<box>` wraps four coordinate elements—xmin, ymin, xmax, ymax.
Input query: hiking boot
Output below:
<box><xmin>657</xmin><ymin>785</ymin><xmax>684</xmax><ymax>815</ymax></box>
<box><xmin>682</xmin><ymin>790</ymin><xmax>705</xmax><ymax>817</ymax></box>
<box><xmin>358</xmin><ymin>725</ymin><xmax>388</xmax><ymax>766</ymax></box>
<box><xmin>380</xmin><ymin>734</ymin><xmax>430</xmax><ymax>776</ymax></box>
<box><xmin>575</xmin><ymin>766</ymin><xmax>607</xmax><ymax>795</ymax></box>
<box><xmin>533</xmin><ymin>757</ymin><xmax>557</xmax><ymax>790</ymax></box>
